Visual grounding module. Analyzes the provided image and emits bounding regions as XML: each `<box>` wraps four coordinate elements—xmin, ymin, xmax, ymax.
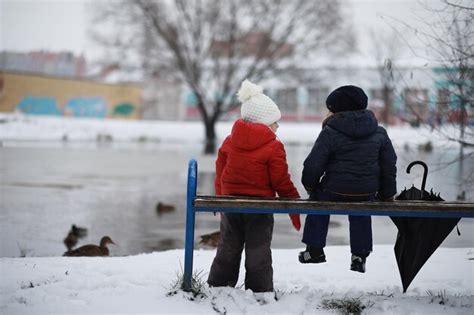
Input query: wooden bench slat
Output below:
<box><xmin>194</xmin><ymin>195</ymin><xmax>474</xmax><ymax>217</ymax></box>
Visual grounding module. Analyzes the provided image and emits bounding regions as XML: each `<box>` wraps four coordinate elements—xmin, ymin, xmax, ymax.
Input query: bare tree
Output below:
<box><xmin>384</xmin><ymin>0</ymin><xmax>473</xmax><ymax>193</ymax></box>
<box><xmin>369</xmin><ymin>29</ymin><xmax>405</xmax><ymax>126</ymax></box>
<box><xmin>389</xmin><ymin>0</ymin><xmax>473</xmax><ymax>147</ymax></box>
<box><xmin>90</xmin><ymin>0</ymin><xmax>353</xmax><ymax>153</ymax></box>
<box><xmin>427</xmin><ymin>1</ymin><xmax>473</xmax><ymax>149</ymax></box>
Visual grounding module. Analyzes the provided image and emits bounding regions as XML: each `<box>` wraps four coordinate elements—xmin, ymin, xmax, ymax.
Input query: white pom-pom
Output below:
<box><xmin>237</xmin><ymin>79</ymin><xmax>263</xmax><ymax>102</ymax></box>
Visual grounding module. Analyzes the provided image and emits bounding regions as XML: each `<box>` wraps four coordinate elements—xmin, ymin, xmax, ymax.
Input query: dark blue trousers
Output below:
<box><xmin>302</xmin><ymin>189</ymin><xmax>374</xmax><ymax>254</ymax></box>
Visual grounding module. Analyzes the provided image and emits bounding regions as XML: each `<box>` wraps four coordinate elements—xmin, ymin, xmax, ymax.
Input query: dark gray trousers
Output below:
<box><xmin>207</xmin><ymin>213</ymin><xmax>274</xmax><ymax>292</ymax></box>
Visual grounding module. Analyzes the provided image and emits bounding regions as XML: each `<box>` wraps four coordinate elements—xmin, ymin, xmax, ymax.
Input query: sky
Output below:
<box><xmin>0</xmin><ymin>0</ymin><xmax>445</xmax><ymax>62</ymax></box>
<box><xmin>1</xmin><ymin>0</ymin><xmax>91</xmax><ymax>56</ymax></box>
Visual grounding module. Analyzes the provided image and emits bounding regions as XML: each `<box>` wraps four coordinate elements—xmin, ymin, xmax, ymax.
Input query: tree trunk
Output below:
<box><xmin>382</xmin><ymin>85</ymin><xmax>391</xmax><ymax>126</ymax></box>
<box><xmin>194</xmin><ymin>96</ymin><xmax>218</xmax><ymax>155</ymax></box>
<box><xmin>204</xmin><ymin>117</ymin><xmax>217</xmax><ymax>155</ymax></box>
<box><xmin>459</xmin><ymin>97</ymin><xmax>466</xmax><ymax>149</ymax></box>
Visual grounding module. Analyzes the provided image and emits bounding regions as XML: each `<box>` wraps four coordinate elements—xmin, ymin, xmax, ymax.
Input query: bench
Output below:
<box><xmin>183</xmin><ymin>159</ymin><xmax>474</xmax><ymax>291</ymax></box>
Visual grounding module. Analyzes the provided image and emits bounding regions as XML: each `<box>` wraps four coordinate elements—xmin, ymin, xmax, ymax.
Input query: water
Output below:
<box><xmin>0</xmin><ymin>141</ymin><xmax>472</xmax><ymax>257</ymax></box>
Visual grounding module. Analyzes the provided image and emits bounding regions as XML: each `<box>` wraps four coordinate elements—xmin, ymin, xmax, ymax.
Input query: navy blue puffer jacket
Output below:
<box><xmin>302</xmin><ymin>110</ymin><xmax>397</xmax><ymax>199</ymax></box>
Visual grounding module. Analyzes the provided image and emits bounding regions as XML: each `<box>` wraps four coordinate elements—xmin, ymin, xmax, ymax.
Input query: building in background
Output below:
<box><xmin>0</xmin><ymin>50</ymin><xmax>470</xmax><ymax>125</ymax></box>
<box><xmin>1</xmin><ymin>51</ymin><xmax>86</xmax><ymax>78</ymax></box>
<box><xmin>140</xmin><ymin>76</ymin><xmax>182</xmax><ymax>121</ymax></box>
<box><xmin>178</xmin><ymin>30</ymin><xmax>470</xmax><ymax>125</ymax></box>
<box><xmin>0</xmin><ymin>71</ymin><xmax>142</xmax><ymax>119</ymax></box>
<box><xmin>181</xmin><ymin>65</ymin><xmax>468</xmax><ymax>126</ymax></box>
<box><xmin>0</xmin><ymin>51</ymin><xmax>143</xmax><ymax>119</ymax></box>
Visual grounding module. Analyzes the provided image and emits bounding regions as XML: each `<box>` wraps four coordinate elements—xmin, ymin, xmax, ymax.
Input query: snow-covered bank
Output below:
<box><xmin>1</xmin><ymin>246</ymin><xmax>472</xmax><ymax>315</ymax></box>
<box><xmin>0</xmin><ymin>113</ymin><xmax>467</xmax><ymax>149</ymax></box>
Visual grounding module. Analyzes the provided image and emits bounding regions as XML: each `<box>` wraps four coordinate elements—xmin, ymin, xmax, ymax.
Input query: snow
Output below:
<box><xmin>1</xmin><ymin>246</ymin><xmax>472</xmax><ymax>314</ymax></box>
<box><xmin>0</xmin><ymin>113</ymin><xmax>465</xmax><ymax>150</ymax></box>
<box><xmin>1</xmin><ymin>113</ymin><xmax>472</xmax><ymax>314</ymax></box>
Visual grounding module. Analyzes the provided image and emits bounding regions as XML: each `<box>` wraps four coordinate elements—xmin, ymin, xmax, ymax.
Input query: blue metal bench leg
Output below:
<box><xmin>183</xmin><ymin>159</ymin><xmax>197</xmax><ymax>292</ymax></box>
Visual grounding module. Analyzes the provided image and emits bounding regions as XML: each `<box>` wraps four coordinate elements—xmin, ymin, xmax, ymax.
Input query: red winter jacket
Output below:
<box><xmin>215</xmin><ymin>119</ymin><xmax>301</xmax><ymax>229</ymax></box>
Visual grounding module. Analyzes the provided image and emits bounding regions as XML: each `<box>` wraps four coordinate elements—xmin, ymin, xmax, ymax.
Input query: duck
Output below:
<box><xmin>71</xmin><ymin>224</ymin><xmax>88</xmax><ymax>238</ymax></box>
<box><xmin>199</xmin><ymin>231</ymin><xmax>221</xmax><ymax>247</ymax></box>
<box><xmin>156</xmin><ymin>202</ymin><xmax>176</xmax><ymax>216</ymax></box>
<box><xmin>63</xmin><ymin>231</ymin><xmax>78</xmax><ymax>252</ymax></box>
<box><xmin>63</xmin><ymin>236</ymin><xmax>116</xmax><ymax>257</ymax></box>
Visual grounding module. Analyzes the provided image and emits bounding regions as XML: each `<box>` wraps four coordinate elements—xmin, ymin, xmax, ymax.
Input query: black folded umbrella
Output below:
<box><xmin>392</xmin><ymin>161</ymin><xmax>461</xmax><ymax>292</ymax></box>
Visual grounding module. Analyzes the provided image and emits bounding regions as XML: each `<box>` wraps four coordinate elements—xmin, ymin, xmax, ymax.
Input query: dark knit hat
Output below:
<box><xmin>326</xmin><ymin>85</ymin><xmax>368</xmax><ymax>113</ymax></box>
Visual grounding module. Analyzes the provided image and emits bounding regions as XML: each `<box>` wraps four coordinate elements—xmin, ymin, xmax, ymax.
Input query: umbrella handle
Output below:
<box><xmin>406</xmin><ymin>161</ymin><xmax>428</xmax><ymax>197</ymax></box>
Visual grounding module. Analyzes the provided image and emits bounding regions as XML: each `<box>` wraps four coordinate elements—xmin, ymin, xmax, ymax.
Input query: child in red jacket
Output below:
<box><xmin>207</xmin><ymin>80</ymin><xmax>300</xmax><ymax>293</ymax></box>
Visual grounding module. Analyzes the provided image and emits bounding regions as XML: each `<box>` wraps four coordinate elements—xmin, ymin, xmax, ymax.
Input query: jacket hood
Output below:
<box><xmin>324</xmin><ymin>110</ymin><xmax>378</xmax><ymax>138</ymax></box>
<box><xmin>230</xmin><ymin>119</ymin><xmax>276</xmax><ymax>150</ymax></box>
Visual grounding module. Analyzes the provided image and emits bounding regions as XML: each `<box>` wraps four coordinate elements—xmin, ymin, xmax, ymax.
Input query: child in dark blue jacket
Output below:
<box><xmin>299</xmin><ymin>85</ymin><xmax>397</xmax><ymax>273</ymax></box>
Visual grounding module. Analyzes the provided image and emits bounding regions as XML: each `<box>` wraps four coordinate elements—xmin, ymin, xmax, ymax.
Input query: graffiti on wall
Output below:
<box><xmin>16</xmin><ymin>96</ymin><xmax>62</xmax><ymax>115</ymax></box>
<box><xmin>64</xmin><ymin>97</ymin><xmax>107</xmax><ymax>118</ymax></box>
<box><xmin>15</xmin><ymin>96</ymin><xmax>136</xmax><ymax>118</ymax></box>
<box><xmin>113</xmin><ymin>103</ymin><xmax>135</xmax><ymax>116</ymax></box>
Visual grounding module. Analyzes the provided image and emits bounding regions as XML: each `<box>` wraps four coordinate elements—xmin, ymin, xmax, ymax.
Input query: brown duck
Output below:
<box><xmin>63</xmin><ymin>236</ymin><xmax>116</xmax><ymax>257</ymax></box>
<box><xmin>63</xmin><ymin>231</ymin><xmax>78</xmax><ymax>252</ymax></box>
<box><xmin>156</xmin><ymin>202</ymin><xmax>176</xmax><ymax>216</ymax></box>
<box><xmin>199</xmin><ymin>231</ymin><xmax>221</xmax><ymax>247</ymax></box>
<box><xmin>63</xmin><ymin>224</ymin><xmax>88</xmax><ymax>252</ymax></box>
<box><xmin>71</xmin><ymin>224</ymin><xmax>88</xmax><ymax>238</ymax></box>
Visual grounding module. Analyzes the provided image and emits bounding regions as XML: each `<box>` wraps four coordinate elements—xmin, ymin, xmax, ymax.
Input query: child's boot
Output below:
<box><xmin>298</xmin><ymin>246</ymin><xmax>326</xmax><ymax>264</ymax></box>
<box><xmin>254</xmin><ymin>292</ymin><xmax>276</xmax><ymax>305</ymax></box>
<box><xmin>350</xmin><ymin>253</ymin><xmax>369</xmax><ymax>273</ymax></box>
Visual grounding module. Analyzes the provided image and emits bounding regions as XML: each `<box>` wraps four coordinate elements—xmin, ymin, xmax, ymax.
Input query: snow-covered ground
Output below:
<box><xmin>1</xmin><ymin>246</ymin><xmax>472</xmax><ymax>315</ymax></box>
<box><xmin>0</xmin><ymin>113</ymin><xmax>466</xmax><ymax>149</ymax></box>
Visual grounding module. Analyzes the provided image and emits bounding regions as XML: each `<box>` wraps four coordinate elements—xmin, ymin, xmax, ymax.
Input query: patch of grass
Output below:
<box><xmin>167</xmin><ymin>268</ymin><xmax>208</xmax><ymax>300</ymax></box>
<box><xmin>367</xmin><ymin>290</ymin><xmax>394</xmax><ymax>298</ymax></box>
<box><xmin>320</xmin><ymin>296</ymin><xmax>374</xmax><ymax>314</ymax></box>
<box><xmin>274</xmin><ymin>288</ymin><xmax>285</xmax><ymax>301</ymax></box>
<box><xmin>17</xmin><ymin>242</ymin><xmax>32</xmax><ymax>257</ymax></box>
<box><xmin>427</xmin><ymin>289</ymin><xmax>448</xmax><ymax>305</ymax></box>
<box><xmin>20</xmin><ymin>282</ymin><xmax>35</xmax><ymax>289</ymax></box>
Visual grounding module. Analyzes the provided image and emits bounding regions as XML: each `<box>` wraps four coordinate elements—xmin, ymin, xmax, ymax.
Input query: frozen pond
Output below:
<box><xmin>0</xmin><ymin>140</ymin><xmax>473</xmax><ymax>258</ymax></box>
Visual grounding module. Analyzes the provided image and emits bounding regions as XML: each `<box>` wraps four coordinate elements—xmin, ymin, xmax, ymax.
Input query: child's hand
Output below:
<box><xmin>289</xmin><ymin>214</ymin><xmax>301</xmax><ymax>231</ymax></box>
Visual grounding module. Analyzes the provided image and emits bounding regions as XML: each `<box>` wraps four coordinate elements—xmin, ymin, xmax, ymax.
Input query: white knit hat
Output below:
<box><xmin>237</xmin><ymin>79</ymin><xmax>281</xmax><ymax>126</ymax></box>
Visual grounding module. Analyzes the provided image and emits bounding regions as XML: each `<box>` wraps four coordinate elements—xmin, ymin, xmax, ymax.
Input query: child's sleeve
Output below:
<box><xmin>378</xmin><ymin>132</ymin><xmax>397</xmax><ymax>199</ymax></box>
<box><xmin>269</xmin><ymin>141</ymin><xmax>302</xmax><ymax>231</ymax></box>
<box><xmin>268</xmin><ymin>141</ymin><xmax>300</xmax><ymax>198</ymax></box>
<box><xmin>214</xmin><ymin>142</ymin><xmax>228</xmax><ymax>196</ymax></box>
<box><xmin>301</xmin><ymin>128</ymin><xmax>331</xmax><ymax>193</ymax></box>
